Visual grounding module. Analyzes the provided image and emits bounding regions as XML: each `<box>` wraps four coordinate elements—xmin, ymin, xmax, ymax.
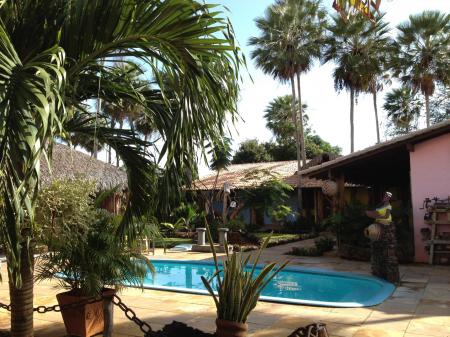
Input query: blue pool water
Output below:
<box><xmin>140</xmin><ymin>260</ymin><xmax>395</xmax><ymax>307</ymax></box>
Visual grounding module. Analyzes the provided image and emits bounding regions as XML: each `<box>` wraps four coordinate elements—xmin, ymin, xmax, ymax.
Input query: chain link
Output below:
<box><xmin>1</xmin><ymin>294</ymin><xmax>156</xmax><ymax>336</ymax></box>
<box><xmin>112</xmin><ymin>294</ymin><xmax>153</xmax><ymax>335</ymax></box>
<box><xmin>0</xmin><ymin>294</ymin><xmax>102</xmax><ymax>314</ymax></box>
<box><xmin>0</xmin><ymin>302</ymin><xmax>11</xmax><ymax>312</ymax></box>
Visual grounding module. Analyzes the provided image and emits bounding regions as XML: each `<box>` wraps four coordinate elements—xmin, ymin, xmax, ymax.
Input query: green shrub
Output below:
<box><xmin>288</xmin><ymin>246</ymin><xmax>322</xmax><ymax>256</ymax></box>
<box><xmin>250</xmin><ymin>233</ymin><xmax>303</xmax><ymax>247</ymax></box>
<box><xmin>314</xmin><ymin>237</ymin><xmax>334</xmax><ymax>252</ymax></box>
<box><xmin>286</xmin><ymin>236</ymin><xmax>335</xmax><ymax>257</ymax></box>
<box><xmin>227</xmin><ymin>217</ymin><xmax>246</xmax><ymax>232</ymax></box>
<box><xmin>35</xmin><ymin>177</ymin><xmax>97</xmax><ymax>245</ymax></box>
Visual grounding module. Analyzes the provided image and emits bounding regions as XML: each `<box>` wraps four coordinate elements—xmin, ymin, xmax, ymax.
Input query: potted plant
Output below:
<box><xmin>36</xmin><ymin>181</ymin><xmax>152</xmax><ymax>337</ymax></box>
<box><xmin>201</xmin><ymin>226</ymin><xmax>288</xmax><ymax>337</ymax></box>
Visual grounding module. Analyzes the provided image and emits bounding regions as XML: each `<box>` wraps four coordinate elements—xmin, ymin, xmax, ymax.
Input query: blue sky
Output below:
<box><xmin>197</xmin><ymin>0</ymin><xmax>449</xmax><ymax>175</ymax></box>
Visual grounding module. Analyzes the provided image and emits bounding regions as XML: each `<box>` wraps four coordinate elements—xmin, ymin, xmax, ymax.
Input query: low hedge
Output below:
<box><xmin>250</xmin><ymin>233</ymin><xmax>308</xmax><ymax>247</ymax></box>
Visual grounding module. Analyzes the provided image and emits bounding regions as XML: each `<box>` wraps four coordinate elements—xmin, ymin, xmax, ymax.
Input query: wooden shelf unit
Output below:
<box><xmin>426</xmin><ymin>207</ymin><xmax>450</xmax><ymax>265</ymax></box>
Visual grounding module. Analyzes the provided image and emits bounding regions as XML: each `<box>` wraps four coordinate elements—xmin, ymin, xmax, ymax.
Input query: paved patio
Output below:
<box><xmin>1</xmin><ymin>239</ymin><xmax>450</xmax><ymax>337</ymax></box>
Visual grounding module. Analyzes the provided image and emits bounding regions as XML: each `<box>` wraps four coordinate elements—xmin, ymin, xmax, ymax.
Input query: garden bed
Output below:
<box><xmin>155</xmin><ymin>238</ymin><xmax>194</xmax><ymax>248</ymax></box>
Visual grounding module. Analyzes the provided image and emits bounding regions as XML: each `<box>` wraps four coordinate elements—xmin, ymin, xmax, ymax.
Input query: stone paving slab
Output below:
<box><xmin>1</xmin><ymin>242</ymin><xmax>450</xmax><ymax>337</ymax></box>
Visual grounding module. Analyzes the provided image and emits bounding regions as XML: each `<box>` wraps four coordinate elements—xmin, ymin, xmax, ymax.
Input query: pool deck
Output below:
<box><xmin>1</xmin><ymin>239</ymin><xmax>450</xmax><ymax>337</ymax></box>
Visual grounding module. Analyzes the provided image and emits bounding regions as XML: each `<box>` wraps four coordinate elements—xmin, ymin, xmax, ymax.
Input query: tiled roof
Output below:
<box><xmin>192</xmin><ymin>161</ymin><xmax>325</xmax><ymax>190</ymax></box>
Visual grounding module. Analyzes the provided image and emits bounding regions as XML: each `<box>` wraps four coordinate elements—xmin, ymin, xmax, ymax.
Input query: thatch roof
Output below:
<box><xmin>192</xmin><ymin>161</ymin><xmax>331</xmax><ymax>190</ymax></box>
<box><xmin>40</xmin><ymin>144</ymin><xmax>127</xmax><ymax>189</ymax></box>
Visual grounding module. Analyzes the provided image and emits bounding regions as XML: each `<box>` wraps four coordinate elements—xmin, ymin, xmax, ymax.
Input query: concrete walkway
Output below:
<box><xmin>0</xmin><ymin>240</ymin><xmax>449</xmax><ymax>337</ymax></box>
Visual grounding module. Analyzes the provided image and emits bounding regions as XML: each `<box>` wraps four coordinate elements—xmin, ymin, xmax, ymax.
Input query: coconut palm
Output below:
<box><xmin>383</xmin><ymin>86</ymin><xmax>423</xmax><ymax>135</ymax></box>
<box><xmin>323</xmin><ymin>13</ymin><xmax>389</xmax><ymax>152</ymax></box>
<box><xmin>249</xmin><ymin>0</ymin><xmax>326</xmax><ymax>210</ymax></box>
<box><xmin>0</xmin><ymin>1</ymin><xmax>243</xmax><ymax>336</ymax></box>
<box><xmin>392</xmin><ymin>11</ymin><xmax>450</xmax><ymax>127</ymax></box>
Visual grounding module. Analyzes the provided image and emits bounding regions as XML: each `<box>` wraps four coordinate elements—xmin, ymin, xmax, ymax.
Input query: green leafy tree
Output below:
<box><xmin>240</xmin><ymin>170</ymin><xmax>294</xmax><ymax>226</ymax></box>
<box><xmin>323</xmin><ymin>14</ymin><xmax>390</xmax><ymax>152</ymax></box>
<box><xmin>0</xmin><ymin>1</ymin><xmax>243</xmax><ymax>335</ymax></box>
<box><xmin>232</xmin><ymin>139</ymin><xmax>273</xmax><ymax>164</ymax></box>
<box><xmin>392</xmin><ymin>11</ymin><xmax>450</xmax><ymax>127</ymax></box>
<box><xmin>383</xmin><ymin>86</ymin><xmax>422</xmax><ymax>136</ymax></box>
<box><xmin>304</xmin><ymin>135</ymin><xmax>342</xmax><ymax>159</ymax></box>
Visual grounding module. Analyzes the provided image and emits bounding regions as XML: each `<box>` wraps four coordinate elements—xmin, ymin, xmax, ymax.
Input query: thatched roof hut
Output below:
<box><xmin>40</xmin><ymin>144</ymin><xmax>127</xmax><ymax>190</ymax></box>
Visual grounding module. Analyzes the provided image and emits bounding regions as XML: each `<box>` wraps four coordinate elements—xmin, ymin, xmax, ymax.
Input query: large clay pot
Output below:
<box><xmin>216</xmin><ymin>319</ymin><xmax>248</xmax><ymax>337</ymax></box>
<box><xmin>56</xmin><ymin>288</ymin><xmax>115</xmax><ymax>337</ymax></box>
<box><xmin>364</xmin><ymin>223</ymin><xmax>383</xmax><ymax>241</ymax></box>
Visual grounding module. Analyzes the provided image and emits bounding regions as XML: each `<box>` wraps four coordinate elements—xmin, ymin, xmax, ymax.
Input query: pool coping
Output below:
<box><xmin>140</xmin><ymin>259</ymin><xmax>396</xmax><ymax>308</ymax></box>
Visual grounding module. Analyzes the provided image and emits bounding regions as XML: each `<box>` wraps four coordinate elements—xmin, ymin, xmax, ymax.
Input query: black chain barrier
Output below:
<box><xmin>112</xmin><ymin>294</ymin><xmax>154</xmax><ymax>336</ymax></box>
<box><xmin>0</xmin><ymin>294</ymin><xmax>156</xmax><ymax>336</ymax></box>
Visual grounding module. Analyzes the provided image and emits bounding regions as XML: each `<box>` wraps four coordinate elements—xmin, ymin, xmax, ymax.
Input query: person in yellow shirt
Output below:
<box><xmin>365</xmin><ymin>191</ymin><xmax>399</xmax><ymax>283</ymax></box>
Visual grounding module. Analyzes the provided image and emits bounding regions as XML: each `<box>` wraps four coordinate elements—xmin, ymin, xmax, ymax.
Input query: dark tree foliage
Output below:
<box><xmin>232</xmin><ymin>139</ymin><xmax>273</xmax><ymax>164</ymax></box>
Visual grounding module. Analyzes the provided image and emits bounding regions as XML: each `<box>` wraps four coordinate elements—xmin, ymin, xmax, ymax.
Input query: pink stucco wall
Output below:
<box><xmin>410</xmin><ymin>132</ymin><xmax>450</xmax><ymax>263</ymax></box>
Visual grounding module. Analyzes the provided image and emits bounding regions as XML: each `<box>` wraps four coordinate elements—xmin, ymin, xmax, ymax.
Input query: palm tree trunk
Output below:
<box><xmin>373</xmin><ymin>91</ymin><xmax>380</xmax><ymax>143</ymax></box>
<box><xmin>350</xmin><ymin>88</ymin><xmax>355</xmax><ymax>153</ymax></box>
<box><xmin>290</xmin><ymin>75</ymin><xmax>302</xmax><ymax>213</ymax></box>
<box><xmin>425</xmin><ymin>93</ymin><xmax>430</xmax><ymax>127</ymax></box>
<box><xmin>296</xmin><ymin>72</ymin><xmax>307</xmax><ymax>166</ymax></box>
<box><xmin>8</xmin><ymin>246</ymin><xmax>35</xmax><ymax>337</ymax></box>
<box><xmin>108</xmin><ymin>119</ymin><xmax>114</xmax><ymax>164</ymax></box>
<box><xmin>116</xmin><ymin>120</ymin><xmax>123</xmax><ymax>167</ymax></box>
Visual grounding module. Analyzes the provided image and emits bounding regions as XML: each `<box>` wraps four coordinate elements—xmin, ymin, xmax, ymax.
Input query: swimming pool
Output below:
<box><xmin>140</xmin><ymin>259</ymin><xmax>395</xmax><ymax>307</ymax></box>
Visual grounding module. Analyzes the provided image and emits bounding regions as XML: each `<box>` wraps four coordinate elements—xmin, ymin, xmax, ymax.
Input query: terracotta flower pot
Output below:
<box><xmin>56</xmin><ymin>288</ymin><xmax>115</xmax><ymax>337</ymax></box>
<box><xmin>216</xmin><ymin>319</ymin><xmax>248</xmax><ymax>337</ymax></box>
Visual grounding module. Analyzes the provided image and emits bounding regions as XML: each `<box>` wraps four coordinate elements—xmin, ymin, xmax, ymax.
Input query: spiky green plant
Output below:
<box><xmin>201</xmin><ymin>226</ymin><xmax>288</xmax><ymax>323</ymax></box>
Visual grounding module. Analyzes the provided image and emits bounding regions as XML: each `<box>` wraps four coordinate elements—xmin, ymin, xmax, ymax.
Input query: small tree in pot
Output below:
<box><xmin>35</xmin><ymin>178</ymin><xmax>153</xmax><ymax>337</ymax></box>
<box><xmin>36</xmin><ymin>210</ymin><xmax>152</xmax><ymax>337</ymax></box>
<box><xmin>201</xmin><ymin>227</ymin><xmax>288</xmax><ymax>337</ymax></box>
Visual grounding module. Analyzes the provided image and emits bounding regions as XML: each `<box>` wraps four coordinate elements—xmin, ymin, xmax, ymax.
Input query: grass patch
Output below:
<box><xmin>154</xmin><ymin>237</ymin><xmax>193</xmax><ymax>248</ymax></box>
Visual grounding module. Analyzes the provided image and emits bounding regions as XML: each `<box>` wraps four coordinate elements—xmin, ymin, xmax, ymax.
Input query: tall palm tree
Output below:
<box><xmin>323</xmin><ymin>14</ymin><xmax>389</xmax><ymax>152</ymax></box>
<box><xmin>361</xmin><ymin>15</ymin><xmax>391</xmax><ymax>143</ymax></box>
<box><xmin>392</xmin><ymin>11</ymin><xmax>450</xmax><ymax>127</ymax></box>
<box><xmin>367</xmin><ymin>73</ymin><xmax>391</xmax><ymax>143</ymax></box>
<box><xmin>0</xmin><ymin>1</ymin><xmax>243</xmax><ymax>336</ymax></box>
<box><xmin>383</xmin><ymin>86</ymin><xmax>422</xmax><ymax>135</ymax></box>
<box><xmin>249</xmin><ymin>0</ymin><xmax>326</xmax><ymax>211</ymax></box>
